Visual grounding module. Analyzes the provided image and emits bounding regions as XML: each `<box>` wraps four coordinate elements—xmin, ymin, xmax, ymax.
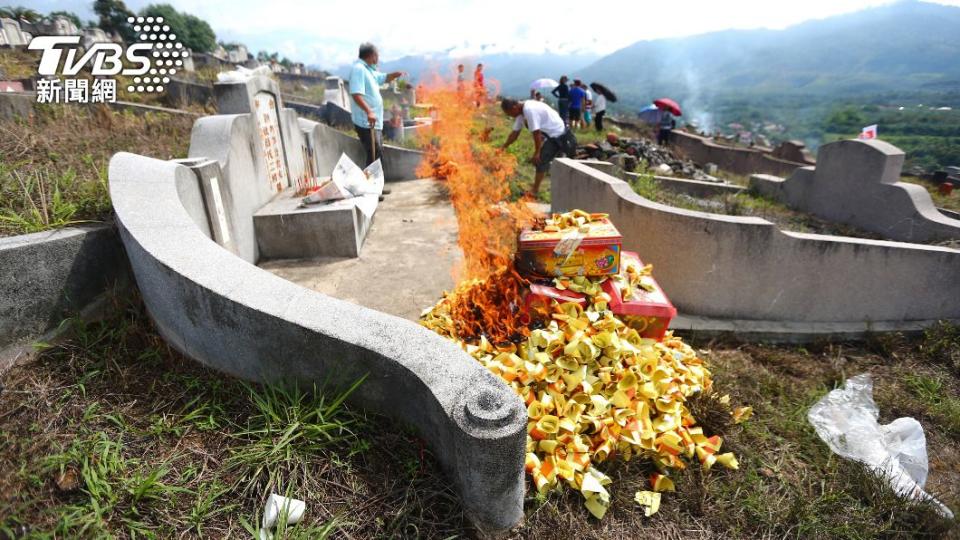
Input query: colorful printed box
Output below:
<box><xmin>516</xmin><ymin>218</ymin><xmax>622</xmax><ymax>278</ymax></box>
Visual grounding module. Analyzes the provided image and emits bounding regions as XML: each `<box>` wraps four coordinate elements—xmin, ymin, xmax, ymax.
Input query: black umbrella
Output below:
<box><xmin>590</xmin><ymin>82</ymin><xmax>617</xmax><ymax>103</ymax></box>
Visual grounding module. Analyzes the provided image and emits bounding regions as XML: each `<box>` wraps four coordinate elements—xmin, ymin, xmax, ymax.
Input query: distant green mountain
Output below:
<box><xmin>578</xmin><ymin>0</ymin><xmax>960</xmax><ymax>108</ymax></box>
<box><xmin>345</xmin><ymin>51</ymin><xmax>600</xmax><ymax>96</ymax></box>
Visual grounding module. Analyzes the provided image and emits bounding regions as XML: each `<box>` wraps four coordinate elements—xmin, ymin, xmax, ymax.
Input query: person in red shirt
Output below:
<box><xmin>473</xmin><ymin>63</ymin><xmax>486</xmax><ymax>107</ymax></box>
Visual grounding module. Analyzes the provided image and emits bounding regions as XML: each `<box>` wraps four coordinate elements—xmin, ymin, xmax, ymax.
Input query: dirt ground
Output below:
<box><xmin>260</xmin><ymin>179</ymin><xmax>462</xmax><ymax>321</ymax></box>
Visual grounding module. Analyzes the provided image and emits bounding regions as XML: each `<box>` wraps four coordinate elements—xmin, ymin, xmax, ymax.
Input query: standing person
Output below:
<box><xmin>592</xmin><ymin>86</ymin><xmax>607</xmax><ymax>132</ymax></box>
<box><xmin>500</xmin><ymin>98</ymin><xmax>577</xmax><ymax>198</ymax></box>
<box><xmin>583</xmin><ymin>87</ymin><xmax>593</xmax><ymax>127</ymax></box>
<box><xmin>456</xmin><ymin>63</ymin><xmax>465</xmax><ymax>95</ymax></box>
<box><xmin>385</xmin><ymin>104</ymin><xmax>404</xmax><ymax>141</ymax></box>
<box><xmin>473</xmin><ymin>63</ymin><xmax>485</xmax><ymax>107</ymax></box>
<box><xmin>568</xmin><ymin>79</ymin><xmax>586</xmax><ymax>130</ymax></box>
<box><xmin>657</xmin><ymin>110</ymin><xmax>676</xmax><ymax>146</ymax></box>
<box><xmin>551</xmin><ymin>75</ymin><xmax>570</xmax><ymax>124</ymax></box>
<box><xmin>349</xmin><ymin>42</ymin><xmax>404</xmax><ymax>167</ymax></box>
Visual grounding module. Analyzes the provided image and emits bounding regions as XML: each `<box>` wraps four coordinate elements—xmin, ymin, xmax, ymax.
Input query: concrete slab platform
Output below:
<box><xmin>254</xmin><ymin>187</ymin><xmax>374</xmax><ymax>259</ymax></box>
<box><xmin>260</xmin><ymin>178</ymin><xmax>462</xmax><ymax>320</ymax></box>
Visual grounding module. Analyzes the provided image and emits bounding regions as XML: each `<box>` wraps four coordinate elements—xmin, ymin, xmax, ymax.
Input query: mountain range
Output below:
<box><xmin>366</xmin><ymin>1</ymin><xmax>960</xmax><ymax>111</ymax></box>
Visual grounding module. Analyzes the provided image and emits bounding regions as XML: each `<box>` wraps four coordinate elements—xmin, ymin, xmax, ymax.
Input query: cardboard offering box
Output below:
<box><xmin>516</xmin><ymin>218</ymin><xmax>622</xmax><ymax>278</ymax></box>
<box><xmin>601</xmin><ymin>251</ymin><xmax>677</xmax><ymax>341</ymax></box>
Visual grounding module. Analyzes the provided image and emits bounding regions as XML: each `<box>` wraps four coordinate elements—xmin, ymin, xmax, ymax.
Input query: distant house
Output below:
<box><xmin>0</xmin><ymin>18</ymin><xmax>32</xmax><ymax>47</ymax></box>
<box><xmin>290</xmin><ymin>62</ymin><xmax>305</xmax><ymax>75</ymax></box>
<box><xmin>269</xmin><ymin>60</ymin><xmax>286</xmax><ymax>73</ymax></box>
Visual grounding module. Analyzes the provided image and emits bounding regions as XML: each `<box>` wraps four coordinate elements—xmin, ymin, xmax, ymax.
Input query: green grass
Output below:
<box><xmin>0</xmin><ymin>166</ymin><xmax>99</xmax><ymax>234</ymax></box>
<box><xmin>902</xmin><ymin>176</ymin><xmax>960</xmax><ymax>214</ymax></box>
<box><xmin>0</xmin><ymin>102</ymin><xmax>194</xmax><ymax>237</ymax></box>
<box><xmin>227</xmin><ymin>377</ymin><xmax>368</xmax><ymax>498</ymax></box>
<box><xmin>623</xmin><ymin>169</ymin><xmax>897</xmax><ymax>240</ymax></box>
<box><xmin>2</xmin><ymin>297</ymin><xmax>957</xmax><ymax>538</ymax></box>
<box><xmin>0</xmin><ymin>300</ymin><xmax>465</xmax><ymax>537</ymax></box>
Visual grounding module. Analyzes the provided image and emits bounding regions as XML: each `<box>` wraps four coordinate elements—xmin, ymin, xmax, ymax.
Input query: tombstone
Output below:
<box><xmin>749</xmin><ymin>139</ymin><xmax>960</xmax><ymax>243</ymax></box>
<box><xmin>82</xmin><ymin>27</ymin><xmax>111</xmax><ymax>50</ymax></box>
<box><xmin>0</xmin><ymin>18</ymin><xmax>28</xmax><ymax>47</ymax></box>
<box><xmin>37</xmin><ymin>15</ymin><xmax>79</xmax><ymax>37</ymax></box>
<box><xmin>771</xmin><ymin>140</ymin><xmax>815</xmax><ymax>164</ymax></box>
<box><xmin>180</xmin><ymin>53</ymin><xmax>195</xmax><ymax>73</ymax></box>
<box><xmin>215</xmin><ymin>75</ymin><xmax>298</xmax><ymax>194</ymax></box>
<box><xmin>323</xmin><ymin>76</ymin><xmax>350</xmax><ymax>110</ymax></box>
<box><xmin>198</xmin><ymin>74</ymin><xmax>376</xmax><ymax>260</ymax></box>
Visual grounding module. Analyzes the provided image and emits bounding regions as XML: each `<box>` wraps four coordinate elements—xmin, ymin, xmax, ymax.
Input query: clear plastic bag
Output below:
<box><xmin>807</xmin><ymin>373</ymin><xmax>953</xmax><ymax>518</ymax></box>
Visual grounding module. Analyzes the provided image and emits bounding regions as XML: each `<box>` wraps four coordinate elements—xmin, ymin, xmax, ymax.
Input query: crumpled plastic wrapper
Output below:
<box><xmin>808</xmin><ymin>373</ymin><xmax>954</xmax><ymax>519</ymax></box>
<box><xmin>421</xmin><ymin>224</ymin><xmax>742</xmax><ymax>519</ymax></box>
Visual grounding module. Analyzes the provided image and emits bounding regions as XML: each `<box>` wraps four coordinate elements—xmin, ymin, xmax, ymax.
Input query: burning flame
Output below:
<box><xmin>416</xmin><ymin>72</ymin><xmax>536</xmax><ymax>343</ymax></box>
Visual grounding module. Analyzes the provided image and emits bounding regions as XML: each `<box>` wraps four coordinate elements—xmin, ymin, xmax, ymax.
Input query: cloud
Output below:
<box><xmin>22</xmin><ymin>0</ymin><xmax>960</xmax><ymax>69</ymax></box>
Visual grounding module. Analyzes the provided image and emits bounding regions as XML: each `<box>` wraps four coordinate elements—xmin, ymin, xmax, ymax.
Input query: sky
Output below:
<box><xmin>21</xmin><ymin>0</ymin><xmax>960</xmax><ymax>69</ymax></box>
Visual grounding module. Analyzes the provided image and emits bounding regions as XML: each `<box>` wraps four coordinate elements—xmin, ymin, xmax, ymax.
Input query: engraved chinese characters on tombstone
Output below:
<box><xmin>253</xmin><ymin>92</ymin><xmax>289</xmax><ymax>193</ymax></box>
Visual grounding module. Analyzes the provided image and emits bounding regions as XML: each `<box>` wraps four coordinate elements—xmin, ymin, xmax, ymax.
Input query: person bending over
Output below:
<box><xmin>500</xmin><ymin>98</ymin><xmax>577</xmax><ymax>198</ymax></box>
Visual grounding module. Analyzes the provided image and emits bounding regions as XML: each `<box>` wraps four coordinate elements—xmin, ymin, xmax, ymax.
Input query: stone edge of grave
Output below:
<box><xmin>0</xmin><ymin>224</ymin><xmax>130</xmax><ymax>372</ymax></box>
<box><xmin>671</xmin><ymin>314</ymin><xmax>960</xmax><ymax>344</ymax></box>
<box><xmin>108</xmin><ymin>152</ymin><xmax>527</xmax><ymax>535</ymax></box>
<box><xmin>748</xmin><ymin>139</ymin><xmax>960</xmax><ymax>244</ymax></box>
<box><xmin>551</xmin><ymin>157</ymin><xmax>960</xmax><ymax>339</ymax></box>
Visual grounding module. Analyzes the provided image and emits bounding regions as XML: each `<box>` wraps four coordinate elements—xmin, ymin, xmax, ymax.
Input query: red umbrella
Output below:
<box><xmin>653</xmin><ymin>98</ymin><xmax>682</xmax><ymax>116</ymax></box>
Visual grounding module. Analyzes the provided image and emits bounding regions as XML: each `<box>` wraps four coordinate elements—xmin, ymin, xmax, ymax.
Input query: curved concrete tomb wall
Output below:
<box><xmin>108</xmin><ymin>153</ymin><xmax>526</xmax><ymax>533</ymax></box>
<box><xmin>551</xmin><ymin>158</ymin><xmax>960</xmax><ymax>340</ymax></box>
<box><xmin>750</xmin><ymin>139</ymin><xmax>960</xmax><ymax>243</ymax></box>
<box><xmin>0</xmin><ymin>225</ymin><xmax>129</xmax><ymax>368</ymax></box>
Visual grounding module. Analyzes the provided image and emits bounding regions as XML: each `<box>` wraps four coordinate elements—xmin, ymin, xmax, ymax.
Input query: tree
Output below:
<box><xmin>280</xmin><ymin>57</ymin><xmax>292</xmax><ymax>69</ymax></box>
<box><xmin>139</xmin><ymin>4</ymin><xmax>215</xmax><ymax>53</ymax></box>
<box><xmin>48</xmin><ymin>10</ymin><xmax>83</xmax><ymax>29</ymax></box>
<box><xmin>181</xmin><ymin>13</ymin><xmax>215</xmax><ymax>53</ymax></box>
<box><xmin>0</xmin><ymin>6</ymin><xmax>42</xmax><ymax>22</ymax></box>
<box><xmin>93</xmin><ymin>0</ymin><xmax>136</xmax><ymax>43</ymax></box>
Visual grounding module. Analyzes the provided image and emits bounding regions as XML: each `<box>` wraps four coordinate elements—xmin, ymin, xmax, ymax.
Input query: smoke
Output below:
<box><xmin>681</xmin><ymin>64</ymin><xmax>714</xmax><ymax>134</ymax></box>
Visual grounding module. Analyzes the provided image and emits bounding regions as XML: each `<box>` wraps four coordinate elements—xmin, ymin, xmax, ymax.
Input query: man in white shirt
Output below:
<box><xmin>592</xmin><ymin>91</ymin><xmax>607</xmax><ymax>132</ymax></box>
<box><xmin>500</xmin><ymin>98</ymin><xmax>577</xmax><ymax>197</ymax></box>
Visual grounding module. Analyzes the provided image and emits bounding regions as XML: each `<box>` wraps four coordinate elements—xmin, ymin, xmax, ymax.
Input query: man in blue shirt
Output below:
<box><xmin>568</xmin><ymin>80</ymin><xmax>586</xmax><ymax>130</ymax></box>
<box><xmin>349</xmin><ymin>42</ymin><xmax>404</xmax><ymax>166</ymax></box>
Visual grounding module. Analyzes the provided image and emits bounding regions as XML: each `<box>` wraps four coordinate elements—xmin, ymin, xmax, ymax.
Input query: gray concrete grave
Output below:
<box><xmin>109</xmin><ymin>74</ymin><xmax>525</xmax><ymax>534</ymax></box>
<box><xmin>750</xmin><ymin>139</ymin><xmax>960</xmax><ymax>243</ymax></box>
<box><xmin>551</xmin><ymin>158</ymin><xmax>960</xmax><ymax>342</ymax></box>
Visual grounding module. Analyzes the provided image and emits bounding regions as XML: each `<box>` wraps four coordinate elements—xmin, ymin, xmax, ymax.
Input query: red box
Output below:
<box><xmin>516</xmin><ymin>218</ymin><xmax>622</xmax><ymax>278</ymax></box>
<box><xmin>601</xmin><ymin>251</ymin><xmax>676</xmax><ymax>341</ymax></box>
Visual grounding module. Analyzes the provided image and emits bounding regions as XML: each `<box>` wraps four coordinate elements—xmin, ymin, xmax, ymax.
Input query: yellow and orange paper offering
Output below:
<box><xmin>421</xmin><ymin>211</ymin><xmax>746</xmax><ymax>519</ymax></box>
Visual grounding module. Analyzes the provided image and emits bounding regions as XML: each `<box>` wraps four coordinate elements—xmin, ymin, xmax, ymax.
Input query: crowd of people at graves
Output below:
<box><xmin>347</xmin><ymin>40</ymin><xmax>683</xmax><ymax>197</ymax></box>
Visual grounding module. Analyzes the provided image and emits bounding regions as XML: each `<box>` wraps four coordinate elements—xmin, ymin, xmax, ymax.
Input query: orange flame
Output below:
<box><xmin>416</xmin><ymin>71</ymin><xmax>536</xmax><ymax>343</ymax></box>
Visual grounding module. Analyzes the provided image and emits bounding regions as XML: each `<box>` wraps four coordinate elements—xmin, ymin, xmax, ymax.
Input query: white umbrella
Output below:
<box><xmin>530</xmin><ymin>78</ymin><xmax>559</xmax><ymax>91</ymax></box>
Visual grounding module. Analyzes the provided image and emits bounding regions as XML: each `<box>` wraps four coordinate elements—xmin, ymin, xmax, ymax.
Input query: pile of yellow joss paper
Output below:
<box><xmin>421</xmin><ymin>213</ymin><xmax>750</xmax><ymax>520</ymax></box>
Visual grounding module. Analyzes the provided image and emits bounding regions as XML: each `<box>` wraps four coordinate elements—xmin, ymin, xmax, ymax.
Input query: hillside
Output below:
<box><xmin>358</xmin><ymin>51</ymin><xmax>600</xmax><ymax>96</ymax></box>
<box><xmin>578</xmin><ymin>1</ymin><xmax>960</xmax><ymax>106</ymax></box>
